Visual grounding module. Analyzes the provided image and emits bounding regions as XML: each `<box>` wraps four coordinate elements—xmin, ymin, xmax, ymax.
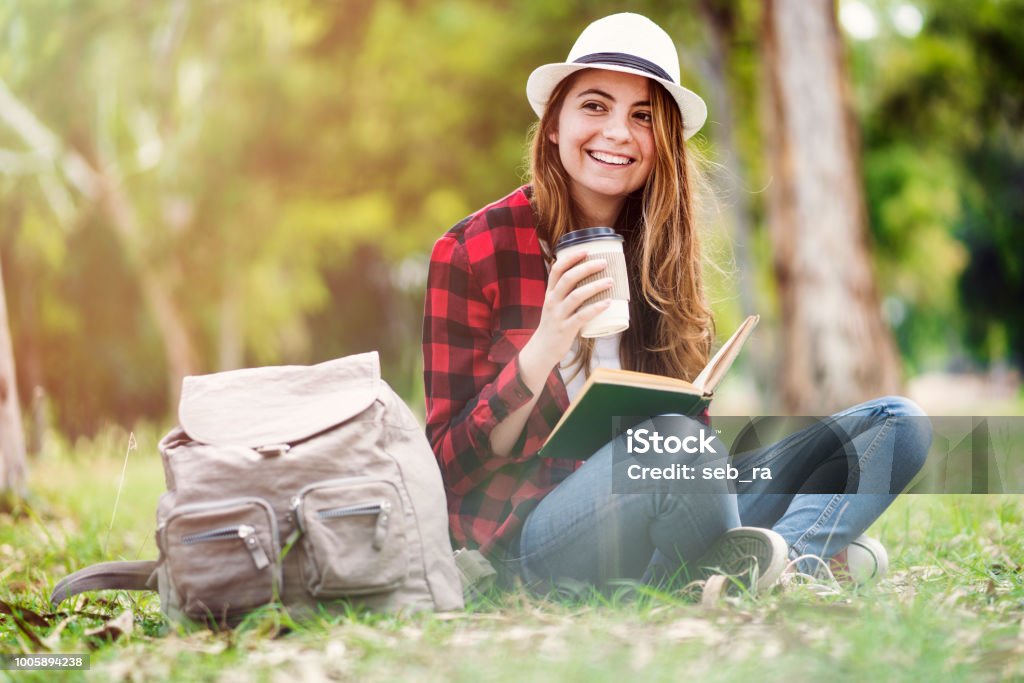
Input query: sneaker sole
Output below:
<box><xmin>692</xmin><ymin>527</ymin><xmax>788</xmax><ymax>593</ymax></box>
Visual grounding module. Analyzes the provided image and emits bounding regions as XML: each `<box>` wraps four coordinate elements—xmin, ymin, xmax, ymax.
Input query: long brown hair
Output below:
<box><xmin>528</xmin><ymin>69</ymin><xmax>713</xmax><ymax>382</ymax></box>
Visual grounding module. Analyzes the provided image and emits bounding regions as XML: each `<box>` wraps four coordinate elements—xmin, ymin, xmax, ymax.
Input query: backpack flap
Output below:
<box><xmin>178</xmin><ymin>351</ymin><xmax>382</xmax><ymax>448</ymax></box>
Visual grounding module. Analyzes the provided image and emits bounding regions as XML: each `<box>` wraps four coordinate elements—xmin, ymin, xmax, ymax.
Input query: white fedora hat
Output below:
<box><xmin>526</xmin><ymin>13</ymin><xmax>707</xmax><ymax>139</ymax></box>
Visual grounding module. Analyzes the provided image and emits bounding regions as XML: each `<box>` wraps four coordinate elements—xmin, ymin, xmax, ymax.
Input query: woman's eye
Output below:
<box><xmin>582</xmin><ymin>101</ymin><xmax>606</xmax><ymax>112</ymax></box>
<box><xmin>634</xmin><ymin>111</ymin><xmax>653</xmax><ymax>124</ymax></box>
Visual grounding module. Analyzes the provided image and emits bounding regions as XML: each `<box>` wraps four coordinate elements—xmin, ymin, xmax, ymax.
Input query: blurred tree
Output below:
<box><xmin>693</xmin><ymin>0</ymin><xmax>773</xmax><ymax>408</ymax></box>
<box><xmin>856</xmin><ymin>0</ymin><xmax>1024</xmax><ymax>370</ymax></box>
<box><xmin>5</xmin><ymin>0</ymin><xmax>1014</xmax><ymax>436</ymax></box>
<box><xmin>0</xmin><ymin>255</ymin><xmax>26</xmax><ymax>500</ymax></box>
<box><xmin>1</xmin><ymin>0</ymin><xmax>397</xmax><ymax>429</ymax></box>
<box><xmin>760</xmin><ymin>0</ymin><xmax>901</xmax><ymax>413</ymax></box>
<box><xmin>0</xmin><ymin>1</ymin><xmax>208</xmax><ymax>413</ymax></box>
<box><xmin>0</xmin><ymin>0</ymin><xmax>663</xmax><ymax>432</ymax></box>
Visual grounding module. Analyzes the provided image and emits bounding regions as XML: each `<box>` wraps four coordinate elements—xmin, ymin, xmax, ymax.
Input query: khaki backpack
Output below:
<box><xmin>51</xmin><ymin>352</ymin><xmax>464</xmax><ymax>625</ymax></box>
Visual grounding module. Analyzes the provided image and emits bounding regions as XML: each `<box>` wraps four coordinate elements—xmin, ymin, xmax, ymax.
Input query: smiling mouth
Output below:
<box><xmin>587</xmin><ymin>150</ymin><xmax>634</xmax><ymax>166</ymax></box>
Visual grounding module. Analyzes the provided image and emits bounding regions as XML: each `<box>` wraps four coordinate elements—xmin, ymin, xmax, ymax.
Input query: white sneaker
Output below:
<box><xmin>831</xmin><ymin>535</ymin><xmax>889</xmax><ymax>584</ymax></box>
<box><xmin>694</xmin><ymin>527</ymin><xmax>789</xmax><ymax>599</ymax></box>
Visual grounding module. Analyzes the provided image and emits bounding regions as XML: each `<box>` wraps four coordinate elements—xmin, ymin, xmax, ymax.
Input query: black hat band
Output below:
<box><xmin>572</xmin><ymin>52</ymin><xmax>674</xmax><ymax>83</ymax></box>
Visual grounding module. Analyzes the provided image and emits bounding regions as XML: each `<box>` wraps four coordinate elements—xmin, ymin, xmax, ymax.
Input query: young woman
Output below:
<box><xmin>422</xmin><ymin>13</ymin><xmax>931</xmax><ymax>595</ymax></box>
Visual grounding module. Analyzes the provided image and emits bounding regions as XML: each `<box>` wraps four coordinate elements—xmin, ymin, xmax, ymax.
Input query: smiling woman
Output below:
<box><xmin>548</xmin><ymin>70</ymin><xmax>656</xmax><ymax>225</ymax></box>
<box><xmin>421</xmin><ymin>12</ymin><xmax>930</xmax><ymax>599</ymax></box>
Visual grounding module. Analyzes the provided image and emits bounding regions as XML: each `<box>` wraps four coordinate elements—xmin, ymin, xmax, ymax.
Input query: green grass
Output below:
<box><xmin>2</xmin><ymin>425</ymin><xmax>1023</xmax><ymax>682</ymax></box>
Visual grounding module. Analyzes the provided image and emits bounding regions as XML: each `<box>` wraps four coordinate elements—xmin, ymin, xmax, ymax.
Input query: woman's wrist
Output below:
<box><xmin>518</xmin><ymin>333</ymin><xmax>563</xmax><ymax>393</ymax></box>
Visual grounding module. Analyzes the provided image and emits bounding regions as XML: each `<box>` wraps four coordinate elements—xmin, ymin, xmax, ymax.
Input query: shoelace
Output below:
<box><xmin>778</xmin><ymin>554</ymin><xmax>843</xmax><ymax>597</ymax></box>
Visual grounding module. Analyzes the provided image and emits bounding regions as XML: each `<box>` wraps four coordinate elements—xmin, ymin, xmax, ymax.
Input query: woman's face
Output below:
<box><xmin>549</xmin><ymin>69</ymin><xmax>656</xmax><ymax>220</ymax></box>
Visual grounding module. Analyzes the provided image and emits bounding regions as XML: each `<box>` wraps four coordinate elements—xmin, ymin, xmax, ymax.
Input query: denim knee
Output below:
<box><xmin>882</xmin><ymin>395</ymin><xmax>932</xmax><ymax>487</ymax></box>
<box><xmin>880</xmin><ymin>395</ymin><xmax>927</xmax><ymax>418</ymax></box>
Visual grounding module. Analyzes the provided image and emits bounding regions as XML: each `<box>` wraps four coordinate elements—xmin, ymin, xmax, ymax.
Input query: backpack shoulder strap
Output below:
<box><xmin>50</xmin><ymin>560</ymin><xmax>158</xmax><ymax>608</ymax></box>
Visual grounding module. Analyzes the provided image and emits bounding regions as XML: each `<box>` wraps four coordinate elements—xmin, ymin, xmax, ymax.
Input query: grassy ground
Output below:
<box><xmin>1</xmin><ymin>425</ymin><xmax>1023</xmax><ymax>682</ymax></box>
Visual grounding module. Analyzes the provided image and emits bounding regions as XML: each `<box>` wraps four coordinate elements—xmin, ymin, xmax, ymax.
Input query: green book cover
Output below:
<box><xmin>537</xmin><ymin>315</ymin><xmax>759</xmax><ymax>461</ymax></box>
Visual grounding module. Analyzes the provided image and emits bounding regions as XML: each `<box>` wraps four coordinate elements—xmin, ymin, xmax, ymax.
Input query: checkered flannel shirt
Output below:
<box><xmin>422</xmin><ymin>186</ymin><xmax>580</xmax><ymax>557</ymax></box>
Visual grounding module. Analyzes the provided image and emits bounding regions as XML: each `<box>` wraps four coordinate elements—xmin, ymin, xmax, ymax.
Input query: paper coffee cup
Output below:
<box><xmin>554</xmin><ymin>227</ymin><xmax>630</xmax><ymax>338</ymax></box>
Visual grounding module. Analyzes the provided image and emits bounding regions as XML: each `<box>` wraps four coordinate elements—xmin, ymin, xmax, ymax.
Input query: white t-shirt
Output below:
<box><xmin>559</xmin><ymin>333</ymin><xmax>622</xmax><ymax>403</ymax></box>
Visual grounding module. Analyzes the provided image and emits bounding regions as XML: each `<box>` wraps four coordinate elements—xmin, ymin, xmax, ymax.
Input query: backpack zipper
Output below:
<box><xmin>319</xmin><ymin>500</ymin><xmax>391</xmax><ymax>550</ymax></box>
<box><xmin>317</xmin><ymin>501</ymin><xmax>385</xmax><ymax>520</ymax></box>
<box><xmin>181</xmin><ymin>523</ymin><xmax>270</xmax><ymax>570</ymax></box>
<box><xmin>293</xmin><ymin>491</ymin><xmax>393</xmax><ymax>551</ymax></box>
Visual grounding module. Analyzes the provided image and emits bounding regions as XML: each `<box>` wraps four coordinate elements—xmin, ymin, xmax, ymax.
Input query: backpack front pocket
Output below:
<box><xmin>295</xmin><ymin>478</ymin><xmax>408</xmax><ymax>597</ymax></box>
<box><xmin>160</xmin><ymin>498</ymin><xmax>280</xmax><ymax>620</ymax></box>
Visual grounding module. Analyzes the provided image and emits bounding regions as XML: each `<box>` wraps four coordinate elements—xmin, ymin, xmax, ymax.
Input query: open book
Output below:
<box><xmin>537</xmin><ymin>315</ymin><xmax>759</xmax><ymax>460</ymax></box>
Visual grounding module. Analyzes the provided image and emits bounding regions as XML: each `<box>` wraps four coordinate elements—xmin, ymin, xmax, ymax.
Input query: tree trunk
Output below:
<box><xmin>697</xmin><ymin>0</ymin><xmax>773</xmax><ymax>410</ymax></box>
<box><xmin>0</xmin><ymin>256</ymin><xmax>27</xmax><ymax>499</ymax></box>
<box><xmin>760</xmin><ymin>0</ymin><xmax>902</xmax><ymax>414</ymax></box>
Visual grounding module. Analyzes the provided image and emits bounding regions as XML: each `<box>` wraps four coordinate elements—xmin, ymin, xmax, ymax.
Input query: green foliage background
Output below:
<box><xmin>0</xmin><ymin>0</ymin><xmax>1020</xmax><ymax>436</ymax></box>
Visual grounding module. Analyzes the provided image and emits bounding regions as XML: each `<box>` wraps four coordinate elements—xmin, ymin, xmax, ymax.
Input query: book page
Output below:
<box><xmin>692</xmin><ymin>315</ymin><xmax>760</xmax><ymax>394</ymax></box>
<box><xmin>586</xmin><ymin>367</ymin><xmax>700</xmax><ymax>392</ymax></box>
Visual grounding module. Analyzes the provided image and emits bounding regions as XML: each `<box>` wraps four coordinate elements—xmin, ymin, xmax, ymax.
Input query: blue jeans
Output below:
<box><xmin>515</xmin><ymin>396</ymin><xmax>932</xmax><ymax>589</ymax></box>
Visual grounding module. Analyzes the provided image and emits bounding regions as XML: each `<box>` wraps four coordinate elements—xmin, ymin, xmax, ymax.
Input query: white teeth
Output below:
<box><xmin>589</xmin><ymin>151</ymin><xmax>632</xmax><ymax>165</ymax></box>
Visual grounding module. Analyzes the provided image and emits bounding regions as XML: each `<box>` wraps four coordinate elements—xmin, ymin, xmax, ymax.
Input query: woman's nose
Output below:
<box><xmin>602</xmin><ymin>113</ymin><xmax>631</xmax><ymax>142</ymax></box>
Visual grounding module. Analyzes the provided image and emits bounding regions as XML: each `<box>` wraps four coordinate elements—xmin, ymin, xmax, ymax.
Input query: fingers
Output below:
<box><xmin>548</xmin><ymin>277</ymin><xmax>614</xmax><ymax>339</ymax></box>
<box><xmin>563</xmin><ymin>277</ymin><xmax>614</xmax><ymax>311</ymax></box>
<box><xmin>571</xmin><ymin>298</ymin><xmax>614</xmax><ymax>326</ymax></box>
<box><xmin>547</xmin><ymin>249</ymin><xmax>588</xmax><ymax>291</ymax></box>
<box><xmin>538</xmin><ymin>250</ymin><xmax>616</xmax><ymax>349</ymax></box>
<box><xmin>549</xmin><ymin>253</ymin><xmax>608</xmax><ymax>300</ymax></box>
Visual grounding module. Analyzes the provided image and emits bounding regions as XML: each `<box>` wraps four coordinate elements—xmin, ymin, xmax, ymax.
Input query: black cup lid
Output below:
<box><xmin>554</xmin><ymin>227</ymin><xmax>623</xmax><ymax>251</ymax></box>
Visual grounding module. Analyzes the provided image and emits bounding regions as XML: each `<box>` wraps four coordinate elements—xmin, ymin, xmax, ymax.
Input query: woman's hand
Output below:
<box><xmin>488</xmin><ymin>250</ymin><xmax>613</xmax><ymax>458</ymax></box>
<box><xmin>520</xmin><ymin>250</ymin><xmax>614</xmax><ymax>378</ymax></box>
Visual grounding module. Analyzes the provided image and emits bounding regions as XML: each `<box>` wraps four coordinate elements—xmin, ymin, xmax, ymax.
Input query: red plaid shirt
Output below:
<box><xmin>422</xmin><ymin>186</ymin><xmax>580</xmax><ymax>556</ymax></box>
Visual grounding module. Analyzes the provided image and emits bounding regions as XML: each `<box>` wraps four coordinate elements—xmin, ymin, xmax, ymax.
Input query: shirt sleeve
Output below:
<box><xmin>422</xmin><ymin>234</ymin><xmax>538</xmax><ymax>496</ymax></box>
